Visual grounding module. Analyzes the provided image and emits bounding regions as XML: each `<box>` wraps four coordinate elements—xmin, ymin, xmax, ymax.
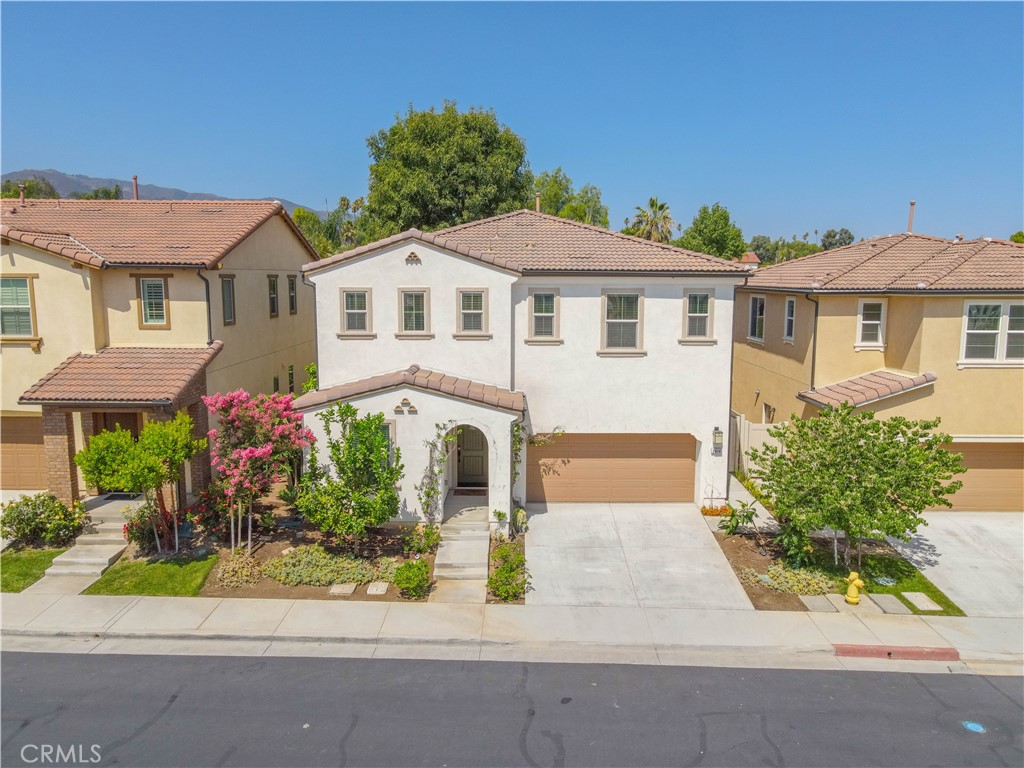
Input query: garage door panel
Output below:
<box><xmin>942</xmin><ymin>443</ymin><xmax>1024</xmax><ymax>512</ymax></box>
<box><xmin>1</xmin><ymin>416</ymin><xmax>48</xmax><ymax>490</ymax></box>
<box><xmin>526</xmin><ymin>433</ymin><xmax>695</xmax><ymax>503</ymax></box>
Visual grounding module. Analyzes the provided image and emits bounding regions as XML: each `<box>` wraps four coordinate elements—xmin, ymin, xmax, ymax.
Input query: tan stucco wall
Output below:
<box><xmin>101</xmin><ymin>268</ymin><xmax>209</xmax><ymax>347</ymax></box>
<box><xmin>206</xmin><ymin>215</ymin><xmax>316</xmax><ymax>397</ymax></box>
<box><xmin>1</xmin><ymin>241</ymin><xmax>101</xmax><ymax>414</ymax></box>
<box><xmin>731</xmin><ymin>288</ymin><xmax>1024</xmax><ymax>436</ymax></box>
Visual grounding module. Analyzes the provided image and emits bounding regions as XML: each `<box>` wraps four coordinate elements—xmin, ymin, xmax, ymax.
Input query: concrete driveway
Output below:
<box><xmin>891</xmin><ymin>512</ymin><xmax>1024</xmax><ymax>618</ymax></box>
<box><xmin>524</xmin><ymin>503</ymin><xmax>753</xmax><ymax>610</ymax></box>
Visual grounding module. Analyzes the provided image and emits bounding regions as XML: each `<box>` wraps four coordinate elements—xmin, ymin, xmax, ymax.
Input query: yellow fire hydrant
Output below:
<box><xmin>845</xmin><ymin>572</ymin><xmax>865</xmax><ymax>605</ymax></box>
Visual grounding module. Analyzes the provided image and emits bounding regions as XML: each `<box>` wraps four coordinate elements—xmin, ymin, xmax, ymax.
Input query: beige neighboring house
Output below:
<box><xmin>732</xmin><ymin>233</ymin><xmax>1024</xmax><ymax>511</ymax></box>
<box><xmin>1</xmin><ymin>198</ymin><xmax>317</xmax><ymax>504</ymax></box>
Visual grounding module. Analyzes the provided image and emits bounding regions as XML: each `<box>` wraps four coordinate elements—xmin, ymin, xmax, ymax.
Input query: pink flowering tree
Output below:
<box><xmin>203</xmin><ymin>390</ymin><xmax>314</xmax><ymax>554</ymax></box>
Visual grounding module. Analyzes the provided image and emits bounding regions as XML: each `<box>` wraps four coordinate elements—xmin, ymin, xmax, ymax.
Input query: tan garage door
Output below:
<box><xmin>526</xmin><ymin>433</ymin><xmax>696</xmax><ymax>503</ymax></box>
<box><xmin>1</xmin><ymin>416</ymin><xmax>48</xmax><ymax>490</ymax></box>
<box><xmin>945</xmin><ymin>442</ymin><xmax>1024</xmax><ymax>511</ymax></box>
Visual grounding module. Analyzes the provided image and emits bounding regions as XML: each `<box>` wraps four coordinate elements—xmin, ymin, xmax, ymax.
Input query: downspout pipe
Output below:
<box><xmin>804</xmin><ymin>292</ymin><xmax>820</xmax><ymax>390</ymax></box>
<box><xmin>195</xmin><ymin>269</ymin><xmax>213</xmax><ymax>345</ymax></box>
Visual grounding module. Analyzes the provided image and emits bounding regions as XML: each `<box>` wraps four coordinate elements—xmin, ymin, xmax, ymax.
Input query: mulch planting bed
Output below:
<box><xmin>716</xmin><ymin>531</ymin><xmax>805</xmax><ymax>611</ymax></box>
<box><xmin>485</xmin><ymin>534</ymin><xmax>526</xmax><ymax>605</ymax></box>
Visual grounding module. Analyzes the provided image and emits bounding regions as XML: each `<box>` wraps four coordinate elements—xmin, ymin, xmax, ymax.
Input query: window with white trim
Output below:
<box><xmin>962</xmin><ymin>301</ymin><xmax>1024</xmax><ymax>363</ymax></box>
<box><xmin>288</xmin><ymin>276</ymin><xmax>298</xmax><ymax>315</ymax></box>
<box><xmin>268</xmin><ymin>275</ymin><xmax>279</xmax><ymax>318</ymax></box>
<box><xmin>342</xmin><ymin>290</ymin><xmax>370</xmax><ymax>333</ymax></box>
<box><xmin>0</xmin><ymin>277</ymin><xmax>33</xmax><ymax>336</ymax></box>
<box><xmin>684</xmin><ymin>292</ymin><xmax>711</xmax><ymax>338</ymax></box>
<box><xmin>748</xmin><ymin>295</ymin><xmax>765</xmax><ymax>341</ymax></box>
<box><xmin>605</xmin><ymin>293</ymin><xmax>640</xmax><ymax>349</ymax></box>
<box><xmin>532</xmin><ymin>292</ymin><xmax>556</xmax><ymax>338</ymax></box>
<box><xmin>401</xmin><ymin>290</ymin><xmax>427</xmax><ymax>333</ymax></box>
<box><xmin>458</xmin><ymin>290</ymin><xmax>486</xmax><ymax>333</ymax></box>
<box><xmin>221</xmin><ymin>277</ymin><xmax>236</xmax><ymax>325</ymax></box>
<box><xmin>857</xmin><ymin>299</ymin><xmax>886</xmax><ymax>348</ymax></box>
<box><xmin>140</xmin><ymin>278</ymin><xmax>168</xmax><ymax>326</ymax></box>
<box><xmin>783</xmin><ymin>297</ymin><xmax>796</xmax><ymax>341</ymax></box>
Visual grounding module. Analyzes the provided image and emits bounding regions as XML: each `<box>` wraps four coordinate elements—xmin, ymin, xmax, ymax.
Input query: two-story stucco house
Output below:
<box><xmin>1</xmin><ymin>199</ymin><xmax>317</xmax><ymax>504</ymax></box>
<box><xmin>294</xmin><ymin>210</ymin><xmax>748</xmax><ymax>525</ymax></box>
<box><xmin>731</xmin><ymin>233</ymin><xmax>1024</xmax><ymax>511</ymax></box>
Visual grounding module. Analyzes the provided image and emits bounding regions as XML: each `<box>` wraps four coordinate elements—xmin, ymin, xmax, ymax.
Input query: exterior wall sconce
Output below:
<box><xmin>712</xmin><ymin>426</ymin><xmax>724</xmax><ymax>457</ymax></box>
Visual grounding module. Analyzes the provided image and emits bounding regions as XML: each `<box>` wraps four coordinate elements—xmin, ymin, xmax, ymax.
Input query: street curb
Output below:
<box><xmin>834</xmin><ymin>644</ymin><xmax>961</xmax><ymax>662</ymax></box>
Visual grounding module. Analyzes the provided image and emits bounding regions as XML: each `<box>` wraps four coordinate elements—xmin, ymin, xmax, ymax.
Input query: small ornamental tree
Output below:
<box><xmin>203</xmin><ymin>390</ymin><xmax>314</xmax><ymax>553</ymax></box>
<box><xmin>747</xmin><ymin>404</ymin><xmax>965</xmax><ymax>568</ymax></box>
<box><xmin>296</xmin><ymin>403</ymin><xmax>404</xmax><ymax>548</ymax></box>
<box><xmin>75</xmin><ymin>411</ymin><xmax>204</xmax><ymax>552</ymax></box>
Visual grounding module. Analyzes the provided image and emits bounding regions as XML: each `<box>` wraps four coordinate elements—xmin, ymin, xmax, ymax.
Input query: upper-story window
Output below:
<box><xmin>602</xmin><ymin>291</ymin><xmax>644</xmax><ymax>353</ymax></box>
<box><xmin>0</xmin><ymin>276</ymin><xmax>35</xmax><ymax>337</ymax></box>
<box><xmin>783</xmin><ymin>297</ymin><xmax>796</xmax><ymax>341</ymax></box>
<box><xmin>221</xmin><ymin>276</ymin><xmax>236</xmax><ymax>326</ymax></box>
<box><xmin>340</xmin><ymin>289</ymin><xmax>373</xmax><ymax>336</ymax></box>
<box><xmin>961</xmin><ymin>301</ymin><xmax>1024</xmax><ymax>364</ymax></box>
<box><xmin>857</xmin><ymin>298</ymin><xmax>886</xmax><ymax>349</ymax></box>
<box><xmin>288</xmin><ymin>276</ymin><xmax>298</xmax><ymax>315</ymax></box>
<box><xmin>526</xmin><ymin>289</ymin><xmax>560</xmax><ymax>344</ymax></box>
<box><xmin>456</xmin><ymin>289</ymin><xmax>489</xmax><ymax>337</ymax></box>
<box><xmin>683</xmin><ymin>290</ymin><xmax>712</xmax><ymax>340</ymax></box>
<box><xmin>268</xmin><ymin>275</ymin><xmax>279</xmax><ymax>318</ymax></box>
<box><xmin>748</xmin><ymin>295</ymin><xmax>765</xmax><ymax>342</ymax></box>
<box><xmin>398</xmin><ymin>288</ymin><xmax>431</xmax><ymax>337</ymax></box>
<box><xmin>136</xmin><ymin>276</ymin><xmax>170</xmax><ymax>329</ymax></box>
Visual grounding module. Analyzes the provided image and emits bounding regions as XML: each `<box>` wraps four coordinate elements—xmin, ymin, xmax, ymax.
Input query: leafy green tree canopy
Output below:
<box><xmin>70</xmin><ymin>185</ymin><xmax>123</xmax><ymax>200</ymax></box>
<box><xmin>820</xmin><ymin>227</ymin><xmax>855</xmax><ymax>251</ymax></box>
<box><xmin>624</xmin><ymin>197</ymin><xmax>676</xmax><ymax>242</ymax></box>
<box><xmin>293</xmin><ymin>197</ymin><xmax>368</xmax><ymax>259</ymax></box>
<box><xmin>534</xmin><ymin>168</ymin><xmax>610</xmax><ymax>227</ymax></box>
<box><xmin>674</xmin><ymin>202</ymin><xmax>745</xmax><ymax>260</ymax></box>
<box><xmin>363</xmin><ymin>101</ymin><xmax>532</xmax><ymax>239</ymax></box>
<box><xmin>747</xmin><ymin>404</ymin><xmax>965</xmax><ymax>567</ymax></box>
<box><xmin>746</xmin><ymin>234</ymin><xmax>778</xmax><ymax>264</ymax></box>
<box><xmin>1010</xmin><ymin>231</ymin><xmax>1024</xmax><ymax>244</ymax></box>
<box><xmin>1</xmin><ymin>176</ymin><xmax>59</xmax><ymax>199</ymax></box>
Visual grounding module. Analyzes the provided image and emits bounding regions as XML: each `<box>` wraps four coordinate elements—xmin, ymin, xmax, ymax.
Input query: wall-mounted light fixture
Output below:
<box><xmin>712</xmin><ymin>426</ymin><xmax>724</xmax><ymax>456</ymax></box>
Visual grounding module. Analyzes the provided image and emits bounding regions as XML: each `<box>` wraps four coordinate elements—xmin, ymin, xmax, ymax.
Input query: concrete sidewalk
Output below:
<box><xmin>2</xmin><ymin>592</ymin><xmax>1020</xmax><ymax>675</ymax></box>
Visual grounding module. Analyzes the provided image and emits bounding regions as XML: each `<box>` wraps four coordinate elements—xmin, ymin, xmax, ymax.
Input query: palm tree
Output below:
<box><xmin>628</xmin><ymin>197</ymin><xmax>676</xmax><ymax>242</ymax></box>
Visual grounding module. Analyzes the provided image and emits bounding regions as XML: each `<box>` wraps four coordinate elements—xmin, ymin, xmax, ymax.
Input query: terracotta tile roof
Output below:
<box><xmin>798</xmin><ymin>370</ymin><xmax>937</xmax><ymax>409</ymax></box>
<box><xmin>746</xmin><ymin>233</ymin><xmax>1024</xmax><ymax>293</ymax></box>
<box><xmin>293</xmin><ymin>364</ymin><xmax>525</xmax><ymax>413</ymax></box>
<box><xmin>740</xmin><ymin>251</ymin><xmax>761</xmax><ymax>264</ymax></box>
<box><xmin>304</xmin><ymin>210</ymin><xmax>746</xmax><ymax>276</ymax></box>
<box><xmin>19</xmin><ymin>342</ymin><xmax>223</xmax><ymax>407</ymax></box>
<box><xmin>1</xmin><ymin>199</ymin><xmax>317</xmax><ymax>268</ymax></box>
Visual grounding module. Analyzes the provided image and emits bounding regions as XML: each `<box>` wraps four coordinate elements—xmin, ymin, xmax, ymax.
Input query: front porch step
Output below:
<box><xmin>76</xmin><ymin>531</ymin><xmax>127</xmax><ymax>546</ymax></box>
<box><xmin>442</xmin><ymin>521</ymin><xmax>490</xmax><ymax>534</ymax></box>
<box><xmin>442</xmin><ymin>529</ymin><xmax>489</xmax><ymax>541</ymax></box>
<box><xmin>433</xmin><ymin>564</ymin><xmax>488</xmax><ymax>580</ymax></box>
<box><xmin>49</xmin><ymin>545</ymin><xmax>125</xmax><ymax>569</ymax></box>
<box><xmin>435</xmin><ymin>538</ymin><xmax>489</xmax><ymax>567</ymax></box>
<box><xmin>429</xmin><ymin>579</ymin><xmax>487</xmax><ymax>604</ymax></box>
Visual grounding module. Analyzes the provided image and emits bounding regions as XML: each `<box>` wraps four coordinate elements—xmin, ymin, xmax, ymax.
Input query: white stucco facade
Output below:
<box><xmin>303</xmin><ymin>236</ymin><xmax>743</xmax><ymax>522</ymax></box>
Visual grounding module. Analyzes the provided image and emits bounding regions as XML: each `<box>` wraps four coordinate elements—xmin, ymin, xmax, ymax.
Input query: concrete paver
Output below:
<box><xmin>891</xmin><ymin>512</ymin><xmax>1023</xmax><ymax>618</ymax></box>
<box><xmin>871</xmin><ymin>593</ymin><xmax>912</xmax><ymax>614</ymax></box>
<box><xmin>826</xmin><ymin>593</ymin><xmax>883</xmax><ymax>614</ymax></box>
<box><xmin>902</xmin><ymin>591</ymin><xmax>942</xmax><ymax>611</ymax></box>
<box><xmin>110</xmin><ymin>596</ymin><xmax>220</xmax><ymax>632</ymax></box>
<box><xmin>329</xmin><ymin>583</ymin><xmax>356</xmax><ymax>596</ymax></box>
<box><xmin>799</xmin><ymin>595</ymin><xmax>837</xmax><ymax>612</ymax></box>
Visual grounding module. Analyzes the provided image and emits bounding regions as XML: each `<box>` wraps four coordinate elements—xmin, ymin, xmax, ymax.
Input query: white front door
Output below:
<box><xmin>457</xmin><ymin>426</ymin><xmax>488</xmax><ymax>486</ymax></box>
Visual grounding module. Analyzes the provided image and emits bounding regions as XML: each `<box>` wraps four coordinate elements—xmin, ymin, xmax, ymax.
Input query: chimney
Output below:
<box><xmin>132</xmin><ymin>175</ymin><xmax>140</xmax><ymax>200</ymax></box>
<box><xmin>534</xmin><ymin>192</ymin><xmax>541</xmax><ymax>213</ymax></box>
<box><xmin>955</xmin><ymin>233</ymin><xmax>965</xmax><ymax>242</ymax></box>
<box><xmin>907</xmin><ymin>200</ymin><xmax>916</xmax><ymax>233</ymax></box>
<box><xmin>18</xmin><ymin>183</ymin><xmax>26</xmax><ymax>205</ymax></box>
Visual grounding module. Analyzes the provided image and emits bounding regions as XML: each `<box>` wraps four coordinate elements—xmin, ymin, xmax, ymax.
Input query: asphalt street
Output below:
<box><xmin>1</xmin><ymin>652</ymin><xmax>1021</xmax><ymax>767</ymax></box>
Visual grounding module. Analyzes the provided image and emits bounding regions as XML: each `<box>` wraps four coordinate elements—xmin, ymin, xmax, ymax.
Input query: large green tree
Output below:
<box><xmin>1</xmin><ymin>176</ymin><xmax>59</xmax><ymax>199</ymax></box>
<box><xmin>293</xmin><ymin>196</ymin><xmax>369</xmax><ymax>258</ymax></box>
<box><xmin>674</xmin><ymin>202</ymin><xmax>745</xmax><ymax>260</ymax></box>
<box><xmin>362</xmin><ymin>101</ymin><xmax>532</xmax><ymax>239</ymax></box>
<box><xmin>533</xmin><ymin>168</ymin><xmax>610</xmax><ymax>227</ymax></box>
<box><xmin>746</xmin><ymin>234</ymin><xmax>778</xmax><ymax>264</ymax></box>
<box><xmin>747</xmin><ymin>404</ymin><xmax>965</xmax><ymax>568</ymax></box>
<box><xmin>1010</xmin><ymin>231</ymin><xmax>1024</xmax><ymax>244</ymax></box>
<box><xmin>70</xmin><ymin>185</ymin><xmax>123</xmax><ymax>200</ymax></box>
<box><xmin>624</xmin><ymin>197</ymin><xmax>676</xmax><ymax>242</ymax></box>
<box><xmin>820</xmin><ymin>227</ymin><xmax>855</xmax><ymax>251</ymax></box>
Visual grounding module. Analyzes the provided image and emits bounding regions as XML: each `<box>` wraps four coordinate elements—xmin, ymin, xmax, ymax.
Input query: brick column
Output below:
<box><xmin>42</xmin><ymin>406</ymin><xmax>78</xmax><ymax>504</ymax></box>
<box><xmin>79</xmin><ymin>411</ymin><xmax>99</xmax><ymax>496</ymax></box>
<box><xmin>188</xmin><ymin>399</ymin><xmax>212</xmax><ymax>491</ymax></box>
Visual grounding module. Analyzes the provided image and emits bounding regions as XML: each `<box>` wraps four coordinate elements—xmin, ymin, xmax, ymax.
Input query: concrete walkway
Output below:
<box><xmin>430</xmin><ymin>497</ymin><xmax>490</xmax><ymax>604</ymax></box>
<box><xmin>3</xmin><ymin>591</ymin><xmax>1019</xmax><ymax>675</ymax></box>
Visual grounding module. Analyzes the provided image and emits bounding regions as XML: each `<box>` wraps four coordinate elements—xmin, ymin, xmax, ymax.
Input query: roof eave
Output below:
<box><xmin>797</xmin><ymin>380</ymin><xmax>937</xmax><ymax>410</ymax></box>
<box><xmin>742</xmin><ymin>286</ymin><xmax>1024</xmax><ymax>295</ymax></box>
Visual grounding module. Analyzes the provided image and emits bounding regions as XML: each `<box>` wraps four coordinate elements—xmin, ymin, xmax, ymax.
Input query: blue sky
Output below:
<box><xmin>2</xmin><ymin>2</ymin><xmax>1021</xmax><ymax>240</ymax></box>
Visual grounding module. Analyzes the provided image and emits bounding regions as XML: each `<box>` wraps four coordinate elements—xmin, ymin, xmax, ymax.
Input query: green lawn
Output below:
<box><xmin>818</xmin><ymin>553</ymin><xmax>964</xmax><ymax>616</ymax></box>
<box><xmin>83</xmin><ymin>553</ymin><xmax>219</xmax><ymax>597</ymax></box>
<box><xmin>1</xmin><ymin>547</ymin><xmax>66</xmax><ymax>592</ymax></box>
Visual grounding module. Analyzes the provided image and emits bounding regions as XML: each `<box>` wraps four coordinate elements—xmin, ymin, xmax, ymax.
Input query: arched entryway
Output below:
<box><xmin>456</xmin><ymin>424</ymin><xmax>488</xmax><ymax>488</ymax></box>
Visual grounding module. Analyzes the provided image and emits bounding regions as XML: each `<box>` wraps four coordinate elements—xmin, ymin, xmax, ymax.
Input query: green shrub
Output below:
<box><xmin>215</xmin><ymin>552</ymin><xmax>264</xmax><ymax>588</ymax></box>
<box><xmin>402</xmin><ymin>524</ymin><xmax>441</xmax><ymax>555</ymax></box>
<box><xmin>278</xmin><ymin>485</ymin><xmax>299</xmax><ymax>505</ymax></box>
<box><xmin>263</xmin><ymin>544</ymin><xmax>395</xmax><ymax>586</ymax></box>
<box><xmin>718</xmin><ymin>500</ymin><xmax>756</xmax><ymax>536</ymax></box>
<box><xmin>488</xmin><ymin>541</ymin><xmax>529</xmax><ymax>601</ymax></box>
<box><xmin>393</xmin><ymin>559</ymin><xmax>431</xmax><ymax>598</ymax></box>
<box><xmin>740</xmin><ymin>563</ymin><xmax>838</xmax><ymax>595</ymax></box>
<box><xmin>123</xmin><ymin>502</ymin><xmax>158</xmax><ymax>551</ymax></box>
<box><xmin>0</xmin><ymin>493</ymin><xmax>89</xmax><ymax>546</ymax></box>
